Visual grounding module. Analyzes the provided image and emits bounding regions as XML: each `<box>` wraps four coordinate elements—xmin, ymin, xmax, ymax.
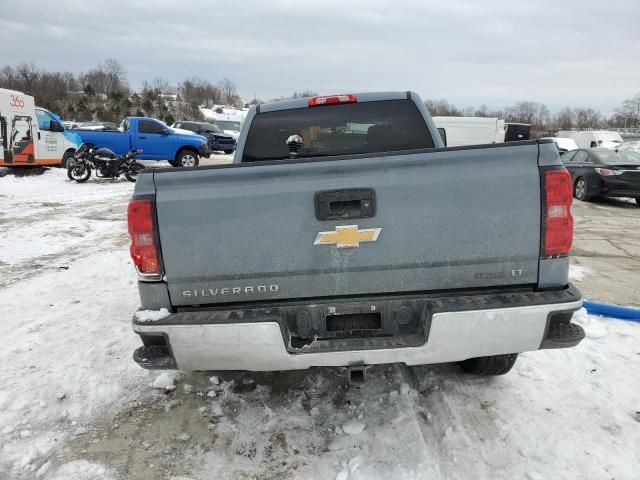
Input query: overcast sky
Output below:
<box><xmin>1</xmin><ymin>0</ymin><xmax>638</xmax><ymax>114</ymax></box>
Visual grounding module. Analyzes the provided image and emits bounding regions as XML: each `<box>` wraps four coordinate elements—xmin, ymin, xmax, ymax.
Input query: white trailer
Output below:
<box><xmin>432</xmin><ymin>116</ymin><xmax>505</xmax><ymax>147</ymax></box>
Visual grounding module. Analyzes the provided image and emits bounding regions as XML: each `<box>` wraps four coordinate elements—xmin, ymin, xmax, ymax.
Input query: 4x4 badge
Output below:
<box><xmin>314</xmin><ymin>225</ymin><xmax>381</xmax><ymax>248</ymax></box>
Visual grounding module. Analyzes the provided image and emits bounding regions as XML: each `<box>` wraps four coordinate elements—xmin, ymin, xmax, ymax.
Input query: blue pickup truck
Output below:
<box><xmin>74</xmin><ymin>117</ymin><xmax>209</xmax><ymax>167</ymax></box>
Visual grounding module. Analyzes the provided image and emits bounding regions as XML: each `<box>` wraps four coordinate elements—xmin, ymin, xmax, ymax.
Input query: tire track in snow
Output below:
<box><xmin>0</xmin><ymin>202</ymin><xmax>130</xmax><ymax>287</ymax></box>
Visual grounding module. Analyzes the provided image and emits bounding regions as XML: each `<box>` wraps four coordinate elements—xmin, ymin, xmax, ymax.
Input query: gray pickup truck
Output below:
<box><xmin>128</xmin><ymin>91</ymin><xmax>584</xmax><ymax>376</ymax></box>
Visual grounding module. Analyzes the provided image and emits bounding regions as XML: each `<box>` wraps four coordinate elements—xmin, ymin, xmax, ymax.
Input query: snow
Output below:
<box><xmin>619</xmin><ymin>139</ymin><xmax>640</xmax><ymax>153</ymax></box>
<box><xmin>342</xmin><ymin>419</ymin><xmax>366</xmax><ymax>435</ymax></box>
<box><xmin>47</xmin><ymin>460</ymin><xmax>117</xmax><ymax>480</ymax></box>
<box><xmin>134</xmin><ymin>308</ymin><xmax>170</xmax><ymax>322</ymax></box>
<box><xmin>1</xmin><ymin>167</ymin><xmax>639</xmax><ymax>479</ymax></box>
<box><xmin>569</xmin><ymin>263</ymin><xmax>592</xmax><ymax>282</ymax></box>
<box><xmin>152</xmin><ymin>372</ymin><xmax>178</xmax><ymax>390</ymax></box>
<box><xmin>0</xmin><ymin>169</ymin><xmax>150</xmax><ymax>479</ymax></box>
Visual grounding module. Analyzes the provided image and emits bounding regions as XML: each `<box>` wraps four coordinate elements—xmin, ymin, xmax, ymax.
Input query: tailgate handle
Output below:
<box><xmin>315</xmin><ymin>188</ymin><xmax>376</xmax><ymax>221</ymax></box>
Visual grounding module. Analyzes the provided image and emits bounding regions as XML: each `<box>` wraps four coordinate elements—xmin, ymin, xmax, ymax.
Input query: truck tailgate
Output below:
<box><xmin>154</xmin><ymin>144</ymin><xmax>542</xmax><ymax>306</ymax></box>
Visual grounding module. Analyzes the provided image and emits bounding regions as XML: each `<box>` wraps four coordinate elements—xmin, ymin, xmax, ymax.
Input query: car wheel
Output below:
<box><xmin>60</xmin><ymin>150</ymin><xmax>75</xmax><ymax>168</ymax></box>
<box><xmin>176</xmin><ymin>150</ymin><xmax>199</xmax><ymax>168</ymax></box>
<box><xmin>574</xmin><ymin>177</ymin><xmax>590</xmax><ymax>201</ymax></box>
<box><xmin>459</xmin><ymin>353</ymin><xmax>518</xmax><ymax>376</ymax></box>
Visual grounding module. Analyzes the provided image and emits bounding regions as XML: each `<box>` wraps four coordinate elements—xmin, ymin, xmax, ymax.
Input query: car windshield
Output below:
<box><xmin>215</xmin><ymin>120</ymin><xmax>241</xmax><ymax>132</ymax></box>
<box><xmin>594</xmin><ymin>149</ymin><xmax>640</xmax><ymax>164</ymax></box>
<box><xmin>242</xmin><ymin>99</ymin><xmax>435</xmax><ymax>162</ymax></box>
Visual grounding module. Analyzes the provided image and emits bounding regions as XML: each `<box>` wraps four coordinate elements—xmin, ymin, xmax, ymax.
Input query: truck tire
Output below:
<box><xmin>60</xmin><ymin>150</ymin><xmax>75</xmax><ymax>168</ymax></box>
<box><xmin>574</xmin><ymin>177</ymin><xmax>591</xmax><ymax>201</ymax></box>
<box><xmin>176</xmin><ymin>150</ymin><xmax>199</xmax><ymax>167</ymax></box>
<box><xmin>459</xmin><ymin>353</ymin><xmax>518</xmax><ymax>376</ymax></box>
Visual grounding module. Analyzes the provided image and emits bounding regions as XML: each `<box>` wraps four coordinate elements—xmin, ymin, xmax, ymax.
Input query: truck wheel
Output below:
<box><xmin>459</xmin><ymin>353</ymin><xmax>518</xmax><ymax>376</ymax></box>
<box><xmin>60</xmin><ymin>150</ymin><xmax>75</xmax><ymax>168</ymax></box>
<box><xmin>176</xmin><ymin>150</ymin><xmax>199</xmax><ymax>167</ymax></box>
<box><xmin>574</xmin><ymin>177</ymin><xmax>591</xmax><ymax>201</ymax></box>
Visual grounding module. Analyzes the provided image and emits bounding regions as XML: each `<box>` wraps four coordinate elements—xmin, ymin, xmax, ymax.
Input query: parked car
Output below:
<box><xmin>540</xmin><ymin>137</ymin><xmax>579</xmax><ymax>153</ymax></box>
<box><xmin>74</xmin><ymin>117</ymin><xmax>209</xmax><ymax>167</ymax></box>
<box><xmin>432</xmin><ymin>116</ymin><xmax>505</xmax><ymax>146</ymax></box>
<box><xmin>172</xmin><ymin>121</ymin><xmax>236</xmax><ymax>154</ymax></box>
<box><xmin>556</xmin><ymin>130</ymin><xmax>624</xmax><ymax>149</ymax></box>
<box><xmin>562</xmin><ymin>148</ymin><xmax>640</xmax><ymax>204</ymax></box>
<box><xmin>0</xmin><ymin>88</ymin><xmax>81</xmax><ymax>168</ymax></box>
<box><xmin>213</xmin><ymin>119</ymin><xmax>242</xmax><ymax>140</ymax></box>
<box><xmin>128</xmin><ymin>91</ymin><xmax>583</xmax><ymax>377</ymax></box>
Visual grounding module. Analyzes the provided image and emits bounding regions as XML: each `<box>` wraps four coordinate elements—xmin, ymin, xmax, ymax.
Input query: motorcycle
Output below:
<box><xmin>67</xmin><ymin>143</ymin><xmax>145</xmax><ymax>183</ymax></box>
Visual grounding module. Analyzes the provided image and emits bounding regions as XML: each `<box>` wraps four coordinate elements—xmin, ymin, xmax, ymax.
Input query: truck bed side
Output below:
<box><xmin>74</xmin><ymin>129</ymin><xmax>132</xmax><ymax>156</ymax></box>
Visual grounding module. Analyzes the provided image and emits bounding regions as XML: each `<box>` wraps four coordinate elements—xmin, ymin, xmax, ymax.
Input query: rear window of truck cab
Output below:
<box><xmin>241</xmin><ymin>99</ymin><xmax>434</xmax><ymax>162</ymax></box>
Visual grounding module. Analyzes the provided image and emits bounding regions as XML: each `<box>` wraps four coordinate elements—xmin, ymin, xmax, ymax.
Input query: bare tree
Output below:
<box><xmin>554</xmin><ymin>107</ymin><xmax>575</xmax><ymax>130</ymax></box>
<box><xmin>574</xmin><ymin>108</ymin><xmax>603</xmax><ymax>129</ymax></box>
<box><xmin>616</xmin><ymin>92</ymin><xmax>640</xmax><ymax>128</ymax></box>
<box><xmin>424</xmin><ymin>99</ymin><xmax>462</xmax><ymax>116</ymax></box>
<box><xmin>291</xmin><ymin>91</ymin><xmax>318</xmax><ymax>99</ymax></box>
<box><xmin>219</xmin><ymin>78</ymin><xmax>239</xmax><ymax>105</ymax></box>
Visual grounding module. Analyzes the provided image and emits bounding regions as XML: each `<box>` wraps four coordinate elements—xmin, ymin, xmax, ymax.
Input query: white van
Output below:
<box><xmin>556</xmin><ymin>130</ymin><xmax>623</xmax><ymax>150</ymax></box>
<box><xmin>432</xmin><ymin>116</ymin><xmax>505</xmax><ymax>147</ymax></box>
<box><xmin>0</xmin><ymin>88</ymin><xmax>80</xmax><ymax>167</ymax></box>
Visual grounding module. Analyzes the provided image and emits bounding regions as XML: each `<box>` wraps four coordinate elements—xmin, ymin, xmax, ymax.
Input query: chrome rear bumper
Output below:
<box><xmin>132</xmin><ymin>287</ymin><xmax>583</xmax><ymax>371</ymax></box>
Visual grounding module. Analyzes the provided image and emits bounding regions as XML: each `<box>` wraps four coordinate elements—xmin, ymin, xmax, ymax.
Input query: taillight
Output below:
<box><xmin>128</xmin><ymin>198</ymin><xmax>162</xmax><ymax>280</ymax></box>
<box><xmin>542</xmin><ymin>168</ymin><xmax>573</xmax><ymax>257</ymax></box>
<box><xmin>309</xmin><ymin>94</ymin><xmax>357</xmax><ymax>107</ymax></box>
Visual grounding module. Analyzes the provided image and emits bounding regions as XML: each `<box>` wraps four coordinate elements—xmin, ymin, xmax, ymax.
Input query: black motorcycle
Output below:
<box><xmin>67</xmin><ymin>143</ymin><xmax>144</xmax><ymax>183</ymax></box>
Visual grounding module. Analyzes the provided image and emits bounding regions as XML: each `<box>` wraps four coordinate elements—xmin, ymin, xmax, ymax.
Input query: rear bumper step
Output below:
<box><xmin>540</xmin><ymin>316</ymin><xmax>586</xmax><ymax>349</ymax></box>
<box><xmin>133</xmin><ymin>345</ymin><xmax>176</xmax><ymax>370</ymax></box>
<box><xmin>133</xmin><ymin>285</ymin><xmax>583</xmax><ymax>371</ymax></box>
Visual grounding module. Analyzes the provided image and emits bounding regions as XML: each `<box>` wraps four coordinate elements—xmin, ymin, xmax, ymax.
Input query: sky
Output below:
<box><xmin>1</xmin><ymin>0</ymin><xmax>638</xmax><ymax>114</ymax></box>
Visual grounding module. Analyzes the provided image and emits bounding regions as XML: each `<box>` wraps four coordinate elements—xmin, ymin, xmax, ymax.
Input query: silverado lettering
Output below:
<box><xmin>182</xmin><ymin>285</ymin><xmax>279</xmax><ymax>297</ymax></box>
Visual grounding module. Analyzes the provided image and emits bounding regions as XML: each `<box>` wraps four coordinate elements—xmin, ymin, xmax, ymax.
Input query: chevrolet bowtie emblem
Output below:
<box><xmin>314</xmin><ymin>225</ymin><xmax>381</xmax><ymax>248</ymax></box>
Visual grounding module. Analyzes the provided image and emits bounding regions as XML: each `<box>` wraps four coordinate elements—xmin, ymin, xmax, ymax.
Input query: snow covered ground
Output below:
<box><xmin>0</xmin><ymin>167</ymin><xmax>639</xmax><ymax>480</ymax></box>
<box><xmin>620</xmin><ymin>139</ymin><xmax>640</xmax><ymax>153</ymax></box>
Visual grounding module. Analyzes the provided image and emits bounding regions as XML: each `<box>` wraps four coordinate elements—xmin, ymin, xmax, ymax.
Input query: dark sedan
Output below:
<box><xmin>173</xmin><ymin>121</ymin><xmax>236</xmax><ymax>154</ymax></box>
<box><xmin>562</xmin><ymin>148</ymin><xmax>640</xmax><ymax>205</ymax></box>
